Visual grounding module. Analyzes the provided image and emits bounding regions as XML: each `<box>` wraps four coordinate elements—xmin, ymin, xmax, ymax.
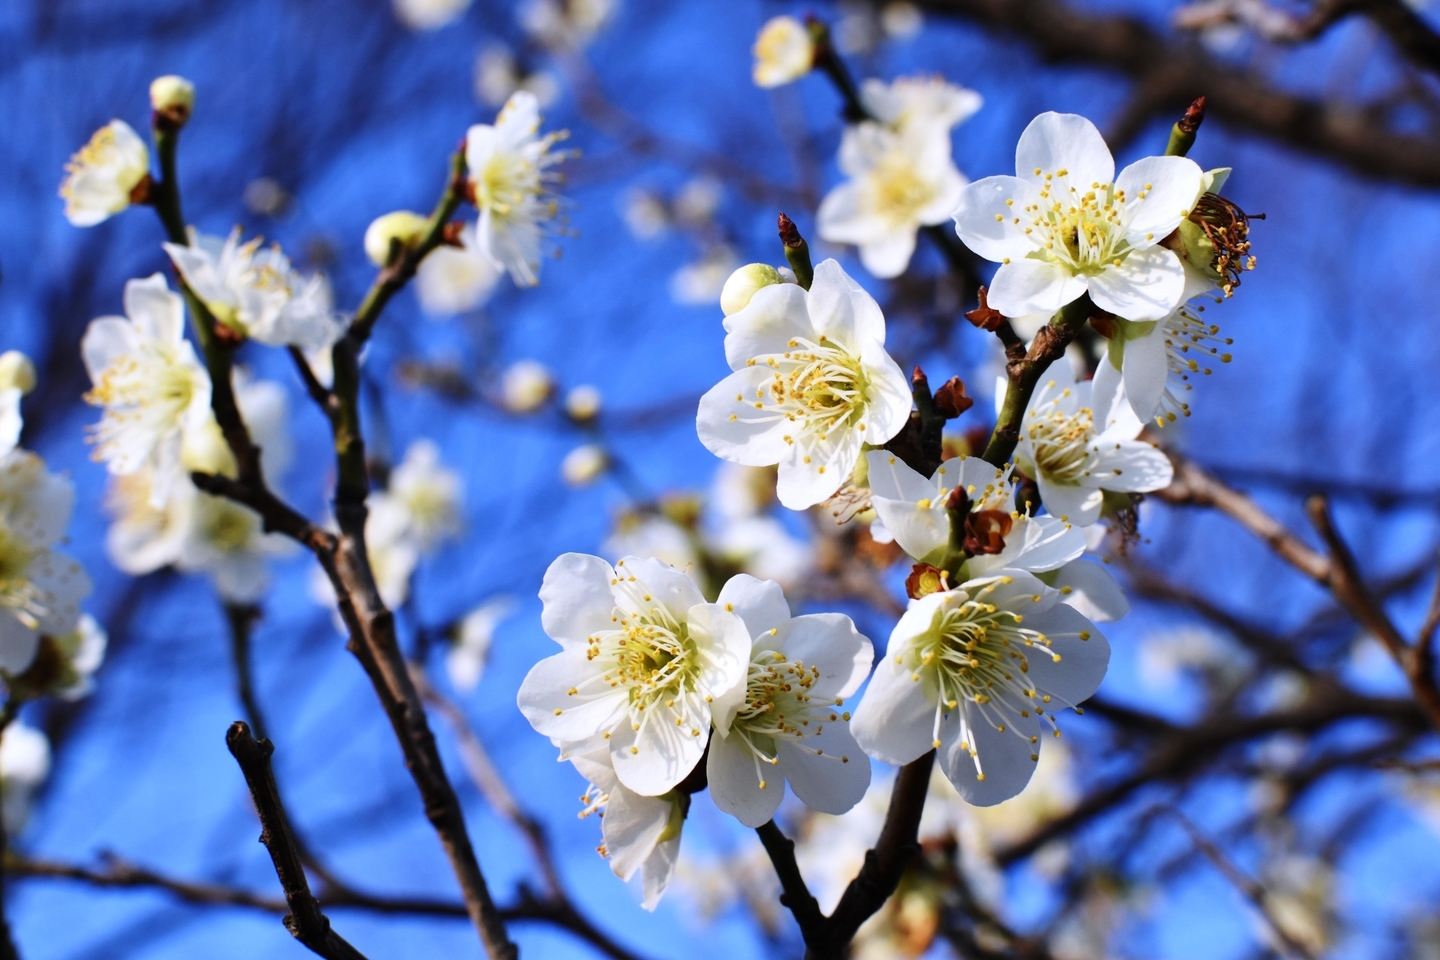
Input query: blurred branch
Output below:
<box><xmin>1168</xmin><ymin>808</ymin><xmax>1316</xmax><ymax>960</ymax></box>
<box><xmin>225</xmin><ymin>722</ymin><xmax>370</xmax><ymax>960</ymax></box>
<box><xmin>896</xmin><ymin>0</ymin><xmax>1440</xmax><ymax>187</ymax></box>
<box><xmin>0</xmin><ymin>699</ymin><xmax>21</xmax><ymax>960</ymax></box>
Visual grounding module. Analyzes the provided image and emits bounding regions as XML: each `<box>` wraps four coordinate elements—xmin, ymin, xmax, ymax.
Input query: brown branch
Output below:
<box><xmin>901</xmin><ymin>0</ymin><xmax>1440</xmax><ymax>188</ymax></box>
<box><xmin>1415</xmin><ymin>551</ymin><xmax>1440</xmax><ymax>687</ymax></box>
<box><xmin>225</xmin><ymin>722</ymin><xmax>370</xmax><ymax>960</ymax></box>
<box><xmin>983</xmin><ymin>298</ymin><xmax>1091</xmax><ymax>467</ymax></box>
<box><xmin>754</xmin><ymin>822</ymin><xmax>825</xmax><ymax>943</ymax></box>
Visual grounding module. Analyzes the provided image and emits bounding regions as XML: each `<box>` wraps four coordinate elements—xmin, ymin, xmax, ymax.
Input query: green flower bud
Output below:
<box><xmin>149</xmin><ymin>75</ymin><xmax>195</xmax><ymax>126</ymax></box>
<box><xmin>364</xmin><ymin>211</ymin><xmax>429</xmax><ymax>267</ymax></box>
<box><xmin>0</xmin><ymin>351</ymin><xmax>37</xmax><ymax>395</ymax></box>
<box><xmin>719</xmin><ymin>263</ymin><xmax>783</xmax><ymax>316</ymax></box>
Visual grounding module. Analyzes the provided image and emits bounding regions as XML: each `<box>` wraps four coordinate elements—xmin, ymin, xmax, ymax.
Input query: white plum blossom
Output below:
<box><xmin>864</xmin><ymin>450</ymin><xmax>1085</xmax><ymax>578</ymax></box>
<box><xmin>393</xmin><ymin>0</ymin><xmax>471</xmax><ymax>30</ymax></box>
<box><xmin>0</xmin><ymin>721</ymin><xmax>50</xmax><ymax>833</ymax></box>
<box><xmin>517</xmin><ymin>554</ymin><xmax>750</xmax><ymax>796</ymax></box>
<box><xmin>706</xmin><ymin>575</ymin><xmax>872</xmax><ymax>827</ymax></box>
<box><xmin>952</xmin><ymin>112</ymin><xmax>1203</xmax><ymax>322</ymax></box>
<box><xmin>0</xmin><ymin>451</ymin><xmax>90</xmax><ymax>674</ymax></box>
<box><xmin>562</xmin><ymin>444</ymin><xmax>608</xmax><ymax>486</ymax></box>
<box><xmin>82</xmin><ymin>274</ymin><xmax>212</xmax><ymax>501</ymax></box>
<box><xmin>7</xmin><ymin>613</ymin><xmax>109</xmax><ymax>703</ymax></box>
<box><xmin>569</xmin><ymin>743</ymin><xmax>684</xmax><ymax>910</ymax></box>
<box><xmin>386</xmin><ymin>439</ymin><xmax>464</xmax><ymax>553</ymax></box>
<box><xmin>466</xmin><ymin>91</ymin><xmax>568</xmax><ymax>287</ymax></box>
<box><xmin>1007</xmin><ymin>358</ymin><xmax>1173</xmax><ymax>526</ymax></box>
<box><xmin>605</xmin><ymin>514</ymin><xmax>699</xmax><ymax>575</ymax></box>
<box><xmin>851</xmin><ymin>571</ymin><xmax>1109</xmax><ymax>805</ymax></box>
<box><xmin>697</xmin><ymin>259</ymin><xmax>911</xmax><ymax>510</ymax></box>
<box><xmin>501</xmin><ymin>359</ymin><xmax>554</xmax><ymax>413</ymax></box>
<box><xmin>164</xmin><ymin>228</ymin><xmax>344</xmax><ymax>350</ymax></box>
<box><xmin>752</xmin><ymin>16</ymin><xmax>814</xmax><ymax>88</ymax></box>
<box><xmin>474</xmin><ymin>44</ymin><xmax>561</xmax><ymax>109</ymax></box>
<box><xmin>416</xmin><ymin>224</ymin><xmax>502</xmax><ymax>317</ymax></box>
<box><xmin>817</xmin><ymin>122</ymin><xmax>967</xmax><ymax>280</ymax></box>
<box><xmin>445</xmin><ymin>597</ymin><xmax>516</xmax><ymax>693</ymax></box>
<box><xmin>859</xmin><ymin>75</ymin><xmax>982</xmax><ymax>143</ymax></box>
<box><xmin>520</xmin><ymin>0</ymin><xmax>616</xmax><ymax>50</ymax></box>
<box><xmin>671</xmin><ymin>245</ymin><xmax>740</xmax><ymax>306</ymax></box>
<box><xmin>60</xmin><ymin>120</ymin><xmax>150</xmax><ymax>227</ymax></box>
<box><xmin>0</xmin><ymin>389</ymin><xmax>20</xmax><ymax>461</ymax></box>
<box><xmin>709</xmin><ymin>516</ymin><xmax>812</xmax><ymax>590</ymax></box>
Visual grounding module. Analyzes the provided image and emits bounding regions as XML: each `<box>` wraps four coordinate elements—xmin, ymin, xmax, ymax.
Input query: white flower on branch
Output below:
<box><xmin>568</xmin><ymin>743</ymin><xmax>684</xmax><ymax>911</ymax></box>
<box><xmin>393</xmin><ymin>0</ymin><xmax>470</xmax><ymax>30</ymax></box>
<box><xmin>851</xmin><ymin>571</ymin><xmax>1108</xmax><ymax>805</ymax></box>
<box><xmin>706</xmin><ymin>574</ymin><xmax>872</xmax><ymax>827</ymax></box>
<box><xmin>752</xmin><ymin>16</ymin><xmax>814</xmax><ymax>88</ymax></box>
<box><xmin>466</xmin><ymin>91</ymin><xmax>569</xmax><ymax>287</ymax></box>
<box><xmin>445</xmin><ymin>596</ymin><xmax>515</xmax><ymax>693</ymax></box>
<box><xmin>697</xmin><ymin>259</ymin><xmax>911</xmax><ymax>510</ymax></box>
<box><xmin>953</xmin><ymin>112</ymin><xmax>1203</xmax><ymax>322</ymax></box>
<box><xmin>1092</xmin><ymin>292</ymin><xmax>1235</xmax><ymax>424</ymax></box>
<box><xmin>860</xmin><ymin>75</ymin><xmax>982</xmax><ymax>145</ymax></box>
<box><xmin>386</xmin><ymin>439</ymin><xmax>464</xmax><ymax>554</ymax></box>
<box><xmin>474</xmin><ymin>44</ymin><xmax>560</xmax><ymax>110</ymax></box>
<box><xmin>59</xmin><ymin>120</ymin><xmax>149</xmax><ymax>227</ymax></box>
<box><xmin>0</xmin><ymin>451</ymin><xmax>91</xmax><ymax>674</ymax></box>
<box><xmin>1006</xmin><ymin>358</ymin><xmax>1173</xmax><ymax>526</ymax></box>
<box><xmin>517</xmin><ymin>554</ymin><xmax>750</xmax><ymax>796</ymax></box>
<box><xmin>82</xmin><ymin>274</ymin><xmax>212</xmax><ymax>504</ymax></box>
<box><xmin>416</xmin><ymin>223</ymin><xmax>502</xmax><ymax>317</ymax></box>
<box><xmin>164</xmin><ymin>228</ymin><xmax>344</xmax><ymax>350</ymax></box>
<box><xmin>0</xmin><ymin>721</ymin><xmax>49</xmax><ymax>833</ymax></box>
<box><xmin>0</xmin><ymin>351</ymin><xmax>36</xmax><ymax>460</ymax></box>
<box><xmin>520</xmin><ymin>0</ymin><xmax>617</xmax><ymax>51</ymax></box>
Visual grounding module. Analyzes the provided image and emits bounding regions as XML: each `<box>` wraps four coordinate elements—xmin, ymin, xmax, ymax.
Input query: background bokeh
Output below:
<box><xmin>5</xmin><ymin>0</ymin><xmax>1440</xmax><ymax>958</ymax></box>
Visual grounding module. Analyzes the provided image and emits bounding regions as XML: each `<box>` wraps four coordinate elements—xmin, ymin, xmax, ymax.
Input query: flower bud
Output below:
<box><xmin>149</xmin><ymin>75</ymin><xmax>195</xmax><ymax>126</ymax></box>
<box><xmin>561</xmin><ymin>444</ymin><xmax>608</xmax><ymax>486</ymax></box>
<box><xmin>364</xmin><ymin>211</ymin><xmax>430</xmax><ymax>267</ymax></box>
<box><xmin>501</xmin><ymin>360</ymin><xmax>554</xmax><ymax>413</ymax></box>
<box><xmin>720</xmin><ymin>263</ymin><xmax>783</xmax><ymax>316</ymax></box>
<box><xmin>564</xmin><ymin>384</ymin><xmax>602</xmax><ymax>422</ymax></box>
<box><xmin>0</xmin><ymin>351</ymin><xmax>38</xmax><ymax>396</ymax></box>
<box><xmin>752</xmin><ymin>16</ymin><xmax>815</xmax><ymax>88</ymax></box>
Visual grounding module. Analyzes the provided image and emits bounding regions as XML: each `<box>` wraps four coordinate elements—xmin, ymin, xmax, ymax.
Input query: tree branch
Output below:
<box><xmin>754</xmin><ymin>821</ymin><xmax>825</xmax><ymax>943</ymax></box>
<box><xmin>225</xmin><ymin>722</ymin><xmax>371</xmax><ymax>960</ymax></box>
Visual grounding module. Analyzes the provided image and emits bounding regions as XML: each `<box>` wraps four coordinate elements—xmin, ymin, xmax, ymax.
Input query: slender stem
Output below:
<box><xmin>151</xmin><ymin>117</ymin><xmax>188</xmax><ymax>246</ymax></box>
<box><xmin>754</xmin><ymin>822</ymin><xmax>824</xmax><ymax>941</ymax></box>
<box><xmin>225</xmin><ymin>723</ymin><xmax>371</xmax><ymax>960</ymax></box>
<box><xmin>982</xmin><ymin>297</ymin><xmax>1092</xmax><ymax>467</ymax></box>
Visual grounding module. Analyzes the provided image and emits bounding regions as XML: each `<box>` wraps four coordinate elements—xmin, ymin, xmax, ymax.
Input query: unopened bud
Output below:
<box><xmin>0</xmin><ymin>352</ymin><xmax>37</xmax><ymax>396</ymax></box>
<box><xmin>752</xmin><ymin>16</ymin><xmax>815</xmax><ymax>88</ymax></box>
<box><xmin>561</xmin><ymin>444</ymin><xmax>608</xmax><ymax>486</ymax></box>
<box><xmin>720</xmin><ymin>263</ymin><xmax>783</xmax><ymax>316</ymax></box>
<box><xmin>501</xmin><ymin>360</ymin><xmax>554</xmax><ymax>413</ymax></box>
<box><xmin>150</xmin><ymin>75</ymin><xmax>195</xmax><ymax>126</ymax></box>
<box><xmin>565</xmin><ymin>384</ymin><xmax>602</xmax><ymax>422</ymax></box>
<box><xmin>364</xmin><ymin>211</ymin><xmax>430</xmax><ymax>267</ymax></box>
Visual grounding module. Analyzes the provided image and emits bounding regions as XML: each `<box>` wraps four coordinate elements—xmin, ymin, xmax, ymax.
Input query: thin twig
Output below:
<box><xmin>754</xmin><ymin>821</ymin><xmax>825</xmax><ymax>942</ymax></box>
<box><xmin>225</xmin><ymin>722</ymin><xmax>371</xmax><ymax>960</ymax></box>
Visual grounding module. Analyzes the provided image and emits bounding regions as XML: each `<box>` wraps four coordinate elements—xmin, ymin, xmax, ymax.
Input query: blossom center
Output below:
<box><xmin>745</xmin><ymin>337</ymin><xmax>870</xmax><ymax>457</ymax></box>
<box><xmin>863</xmin><ymin>152</ymin><xmax>938</xmax><ymax>228</ymax></box>
<box><xmin>1015</xmin><ymin>171</ymin><xmax>1139</xmax><ymax>274</ymax></box>
<box><xmin>729</xmin><ymin>647</ymin><xmax>852</xmax><ymax>788</ymax></box>
<box><xmin>1025</xmin><ymin>397</ymin><xmax>1097</xmax><ymax>485</ymax></box>
<box><xmin>0</xmin><ymin>522</ymin><xmax>42</xmax><ymax>627</ymax></box>
<box><xmin>477</xmin><ymin>153</ymin><xmax>543</xmax><ymax>221</ymax></box>
<box><xmin>197</xmin><ymin>495</ymin><xmax>259</xmax><ymax>552</ymax></box>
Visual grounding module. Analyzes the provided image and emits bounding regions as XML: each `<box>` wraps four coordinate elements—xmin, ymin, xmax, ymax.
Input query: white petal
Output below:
<box><xmin>951</xmin><ymin>175</ymin><xmax>1042</xmax><ymax>263</ymax></box>
<box><xmin>860</xmin><ymin>343</ymin><xmax>915</xmax><ymax>445</ymax></box>
<box><xmin>1054</xmin><ymin>560</ymin><xmax>1129</xmax><ymax>622</ymax></box>
<box><xmin>778</xmin><ymin>724</ymin><xmax>871</xmax><ymax>815</ymax></box>
<box><xmin>1023</xmin><ymin>604</ymin><xmax>1111</xmax><ymax>707</ymax></box>
<box><xmin>870</xmin><ymin>496</ymin><xmax>948</xmax><ymax>565</ymax></box>
<box><xmin>816</xmin><ymin>181</ymin><xmax>885</xmax><ymax>246</ymax></box>
<box><xmin>123</xmin><ymin>274</ymin><xmax>184</xmax><ymax>344</ymax></box>
<box><xmin>1092</xmin><ymin>441</ymin><xmax>1173</xmax><ymax>493</ymax></box>
<box><xmin>988</xmin><ymin>258</ymin><xmax>1085</xmax><ymax>319</ymax></box>
<box><xmin>1115</xmin><ymin>155</ymin><xmax>1203</xmax><ymax>247</ymax></box>
<box><xmin>1084</xmin><ymin>247</ymin><xmax>1185</xmax><ymax>322</ymax></box>
<box><xmin>1037</xmin><ymin>473</ymin><xmax>1103</xmax><ymax>527</ymax></box>
<box><xmin>640</xmin><ymin>835</ymin><xmax>681</xmax><ymax>911</ymax></box>
<box><xmin>697</xmin><ymin>366</ymin><xmax>796</xmax><ymax>467</ymax></box>
<box><xmin>807</xmin><ymin>259</ymin><xmax>887</xmax><ymax>349</ymax></box>
<box><xmin>776</xmin><ymin>613</ymin><xmax>874</xmax><ymax>700</ymax></box>
<box><xmin>1121</xmin><ymin>322</ymin><xmax>1170</xmax><ymax>421</ymax></box>
<box><xmin>603</xmin><ymin>784</ymin><xmax>671</xmax><ymax>882</ymax></box>
<box><xmin>80</xmin><ymin>318</ymin><xmax>137</xmax><ymax>384</ymax></box>
<box><xmin>775</xmin><ymin>431</ymin><xmax>858</xmax><ymax>510</ymax></box>
<box><xmin>615</xmin><ymin>557</ymin><xmax>705</xmax><ymax>622</ymax></box>
<box><xmin>850</xmin><ymin>648</ymin><xmax>936</xmax><ymax>766</ymax></box>
<box><xmin>1015</xmin><ymin>112</ymin><xmax>1114</xmax><ymax>187</ymax></box>
<box><xmin>0</xmin><ymin>613</ymin><xmax>39</xmax><ymax>674</ymax></box>
<box><xmin>539</xmin><ymin>553</ymin><xmax>617</xmax><ymax>649</ymax></box>
<box><xmin>858</xmin><ymin>230</ymin><xmax>918</xmax><ymax>280</ymax></box>
<box><xmin>715</xmin><ymin>574</ymin><xmax>790</xmax><ymax>643</ymax></box>
<box><xmin>942</xmin><ymin>703</ymin><xmax>1039</xmax><ymax>806</ymax></box>
<box><xmin>722</xmin><ymin>283</ymin><xmax>814</xmax><ymax>371</ymax></box>
<box><xmin>865</xmin><ymin>449</ymin><xmax>934</xmax><ymax>502</ymax></box>
<box><xmin>516</xmin><ymin>650</ymin><xmax>623</xmax><ymax>740</ymax></box>
<box><xmin>707</xmin><ymin>729</ymin><xmax>783</xmax><ymax>828</ymax></box>
<box><xmin>612</xmin><ymin>708</ymin><xmax>705</xmax><ymax>796</ymax></box>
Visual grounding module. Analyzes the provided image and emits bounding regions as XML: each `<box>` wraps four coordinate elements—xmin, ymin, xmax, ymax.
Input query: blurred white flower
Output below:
<box><xmin>60</xmin><ymin>120</ymin><xmax>149</xmax><ymax>227</ymax></box>
<box><xmin>11</xmin><ymin>614</ymin><xmax>109</xmax><ymax>702</ymax></box>
<box><xmin>861</xmin><ymin>75</ymin><xmax>981</xmax><ymax>143</ymax></box>
<box><xmin>415</xmin><ymin>224</ymin><xmax>503</xmax><ymax>317</ymax></box>
<box><xmin>0</xmin><ymin>390</ymin><xmax>20</xmax><ymax>462</ymax></box>
<box><xmin>517</xmin><ymin>554</ymin><xmax>750</xmax><ymax>796</ymax></box>
<box><xmin>604</xmin><ymin>514</ymin><xmax>699</xmax><ymax>574</ymax></box>
<box><xmin>1009</xmin><ymin>358</ymin><xmax>1173</xmax><ymax>526</ymax></box>
<box><xmin>707</xmin><ymin>575</ymin><xmax>872</xmax><ymax>827</ymax></box>
<box><xmin>670</xmin><ymin>245</ymin><xmax>739</xmax><ymax>306</ymax></box>
<box><xmin>0</xmin><ymin>451</ymin><xmax>90</xmax><ymax>673</ymax></box>
<box><xmin>312</xmin><ymin>494</ymin><xmax>420</xmax><ymax>615</ymax></box>
<box><xmin>466</xmin><ymin>93</ymin><xmax>568</xmax><ymax>287</ymax></box>
<box><xmin>673</xmin><ymin>842</ymin><xmax>783</xmax><ymax>934</ymax></box>
<box><xmin>82</xmin><ymin>274</ymin><xmax>212</xmax><ymax>503</ymax></box>
<box><xmin>709</xmin><ymin>516</ymin><xmax>811</xmax><ymax>589</ymax></box>
<box><xmin>879</xmin><ymin>1</ymin><xmax>923</xmax><ymax>37</ymax></box>
<box><xmin>393</xmin><ymin>0</ymin><xmax>471</xmax><ymax>30</ymax></box>
<box><xmin>0</xmin><ymin>721</ymin><xmax>49</xmax><ymax>833</ymax></box>
<box><xmin>697</xmin><ymin>259</ymin><xmax>911</xmax><ymax>510</ymax></box>
<box><xmin>672</xmin><ymin>177</ymin><xmax>722</xmax><ymax>227</ymax></box>
<box><xmin>388</xmin><ymin>439</ymin><xmax>464</xmax><ymax>553</ymax></box>
<box><xmin>1139</xmin><ymin>624</ymin><xmax>1250</xmax><ymax>692</ymax></box>
<box><xmin>851</xmin><ymin>572</ymin><xmax>1108</xmax><ymax>805</ymax></box>
<box><xmin>561</xmin><ymin>444</ymin><xmax>608</xmax><ymax>486</ymax></box>
<box><xmin>164</xmin><ymin>228</ymin><xmax>344</xmax><ymax>350</ymax></box>
<box><xmin>953</xmin><ymin>112</ymin><xmax>1203</xmax><ymax>322</ymax></box>
<box><xmin>569</xmin><ymin>742</ymin><xmax>684</xmax><ymax>910</ymax></box>
<box><xmin>445</xmin><ymin>596</ymin><xmax>515</xmax><ymax>692</ymax></box>
<box><xmin>0</xmin><ymin>352</ymin><xmax>38</xmax><ymax>397</ymax></box>
<box><xmin>564</xmin><ymin>384</ymin><xmax>602</xmax><ymax>422</ymax></box>
<box><xmin>520</xmin><ymin>0</ymin><xmax>617</xmax><ymax>50</ymax></box>
<box><xmin>752</xmin><ymin>16</ymin><xmax>814</xmax><ymax>88</ymax></box>
<box><xmin>500</xmin><ymin>359</ymin><xmax>554</xmax><ymax>413</ymax></box>
<box><xmin>709</xmin><ymin>463</ymin><xmax>777</xmax><ymax>520</ymax></box>
<box><xmin>243</xmin><ymin>177</ymin><xmax>291</xmax><ymax>218</ymax></box>
<box><xmin>474</xmin><ymin>44</ymin><xmax>561</xmax><ymax>110</ymax></box>
<box><xmin>620</xmin><ymin>188</ymin><xmax>669</xmax><ymax>240</ymax></box>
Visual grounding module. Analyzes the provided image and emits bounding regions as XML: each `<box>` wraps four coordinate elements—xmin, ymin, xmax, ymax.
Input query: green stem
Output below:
<box><xmin>981</xmin><ymin>297</ymin><xmax>1092</xmax><ymax>468</ymax></box>
<box><xmin>151</xmin><ymin>120</ymin><xmax>188</xmax><ymax>246</ymax></box>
